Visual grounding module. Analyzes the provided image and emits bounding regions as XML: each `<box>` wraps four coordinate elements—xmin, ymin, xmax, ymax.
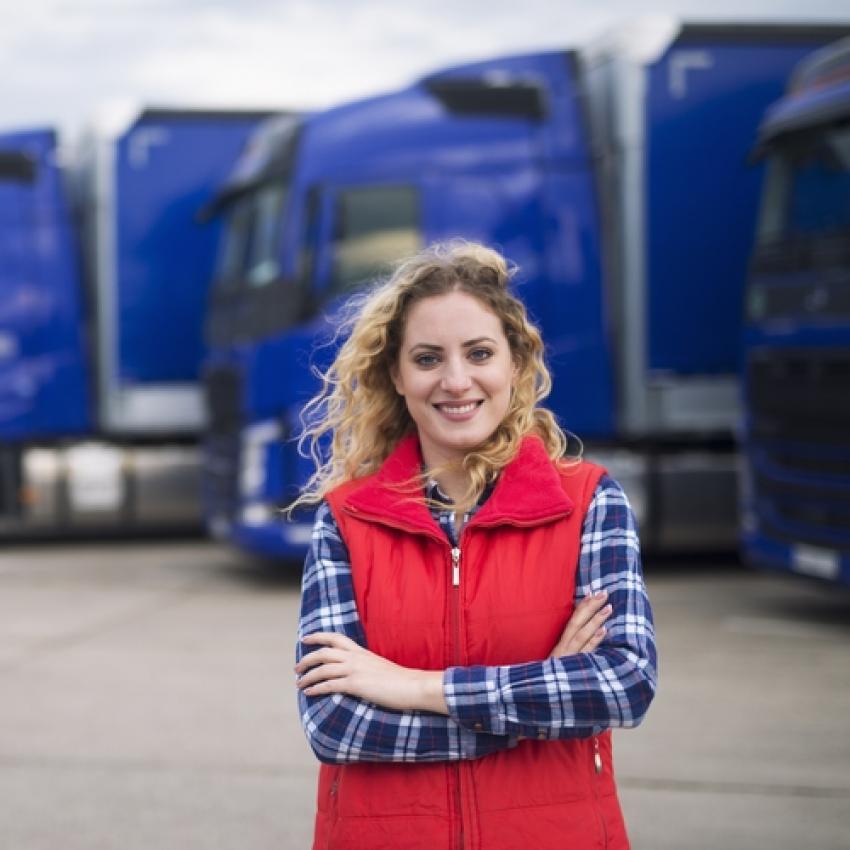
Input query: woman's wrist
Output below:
<box><xmin>414</xmin><ymin>669</ymin><xmax>449</xmax><ymax>715</ymax></box>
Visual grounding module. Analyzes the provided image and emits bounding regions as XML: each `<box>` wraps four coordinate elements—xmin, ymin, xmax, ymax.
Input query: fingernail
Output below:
<box><xmin>604</xmin><ymin>604</ymin><xmax>613</xmax><ymax>614</ymax></box>
<box><xmin>594</xmin><ymin>590</ymin><xmax>607</xmax><ymax>599</ymax></box>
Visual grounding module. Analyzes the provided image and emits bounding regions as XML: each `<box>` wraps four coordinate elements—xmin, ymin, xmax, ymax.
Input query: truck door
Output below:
<box><xmin>420</xmin><ymin>171</ymin><xmax>615</xmax><ymax>439</ymax></box>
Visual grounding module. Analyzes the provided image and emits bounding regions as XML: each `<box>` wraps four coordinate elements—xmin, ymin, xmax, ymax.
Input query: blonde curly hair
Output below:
<box><xmin>290</xmin><ymin>240</ymin><xmax>570</xmax><ymax>514</ymax></box>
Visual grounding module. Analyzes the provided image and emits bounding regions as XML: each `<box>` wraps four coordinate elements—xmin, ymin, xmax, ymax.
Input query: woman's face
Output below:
<box><xmin>392</xmin><ymin>290</ymin><xmax>515</xmax><ymax>469</ymax></box>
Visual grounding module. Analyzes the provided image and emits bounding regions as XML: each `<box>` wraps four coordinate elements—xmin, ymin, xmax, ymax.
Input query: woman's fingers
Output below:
<box><xmin>556</xmin><ymin>592</ymin><xmax>607</xmax><ymax>643</ymax></box>
<box><xmin>301</xmin><ymin>631</ymin><xmax>358</xmax><ymax>650</ymax></box>
<box><xmin>295</xmin><ymin>632</ymin><xmax>360</xmax><ymax>675</ymax></box>
<box><xmin>295</xmin><ymin>632</ymin><xmax>368</xmax><ymax>696</ymax></box>
<box><xmin>297</xmin><ymin>661</ymin><xmax>349</xmax><ymax>691</ymax></box>
<box><xmin>570</xmin><ymin>604</ymin><xmax>612</xmax><ymax>651</ymax></box>
<box><xmin>581</xmin><ymin>625</ymin><xmax>607</xmax><ymax>654</ymax></box>
<box><xmin>301</xmin><ymin>678</ymin><xmax>347</xmax><ymax>697</ymax></box>
<box><xmin>294</xmin><ymin>646</ymin><xmax>346</xmax><ymax>675</ymax></box>
<box><xmin>551</xmin><ymin>592</ymin><xmax>612</xmax><ymax>657</ymax></box>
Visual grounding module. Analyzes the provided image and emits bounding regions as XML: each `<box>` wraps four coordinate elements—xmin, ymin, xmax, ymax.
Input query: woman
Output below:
<box><xmin>293</xmin><ymin>242</ymin><xmax>657</xmax><ymax>850</ymax></box>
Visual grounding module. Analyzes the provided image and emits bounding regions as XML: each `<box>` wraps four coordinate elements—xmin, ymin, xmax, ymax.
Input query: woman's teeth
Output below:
<box><xmin>439</xmin><ymin>402</ymin><xmax>478</xmax><ymax>414</ymax></box>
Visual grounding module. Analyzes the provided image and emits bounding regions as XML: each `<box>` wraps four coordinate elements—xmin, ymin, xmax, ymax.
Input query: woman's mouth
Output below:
<box><xmin>433</xmin><ymin>400</ymin><xmax>483</xmax><ymax>420</ymax></box>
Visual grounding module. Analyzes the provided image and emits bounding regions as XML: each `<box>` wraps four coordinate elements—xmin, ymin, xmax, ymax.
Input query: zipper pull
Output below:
<box><xmin>593</xmin><ymin>736</ymin><xmax>603</xmax><ymax>774</ymax></box>
<box><xmin>451</xmin><ymin>547</ymin><xmax>461</xmax><ymax>587</ymax></box>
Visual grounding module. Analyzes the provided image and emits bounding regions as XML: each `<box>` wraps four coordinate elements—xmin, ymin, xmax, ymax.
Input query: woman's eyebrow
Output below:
<box><xmin>408</xmin><ymin>337</ymin><xmax>497</xmax><ymax>354</ymax></box>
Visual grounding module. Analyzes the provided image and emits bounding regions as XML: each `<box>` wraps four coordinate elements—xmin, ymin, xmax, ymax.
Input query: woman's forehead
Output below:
<box><xmin>402</xmin><ymin>291</ymin><xmax>504</xmax><ymax>341</ymax></box>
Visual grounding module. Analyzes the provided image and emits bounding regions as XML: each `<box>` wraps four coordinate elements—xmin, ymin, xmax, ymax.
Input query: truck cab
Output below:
<box><xmin>201</xmin><ymin>22</ymin><xmax>848</xmax><ymax>560</ymax></box>
<box><xmin>201</xmin><ymin>52</ymin><xmax>609</xmax><ymax>558</ymax></box>
<box><xmin>742</xmin><ymin>37</ymin><xmax>850</xmax><ymax>585</ymax></box>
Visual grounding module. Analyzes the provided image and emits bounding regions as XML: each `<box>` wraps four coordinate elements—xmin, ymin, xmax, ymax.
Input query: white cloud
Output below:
<box><xmin>1</xmin><ymin>0</ymin><xmax>848</xmax><ymax>139</ymax></box>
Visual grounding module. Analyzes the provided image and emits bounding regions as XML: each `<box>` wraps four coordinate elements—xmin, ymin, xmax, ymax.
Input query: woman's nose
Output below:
<box><xmin>440</xmin><ymin>359</ymin><xmax>473</xmax><ymax>393</ymax></box>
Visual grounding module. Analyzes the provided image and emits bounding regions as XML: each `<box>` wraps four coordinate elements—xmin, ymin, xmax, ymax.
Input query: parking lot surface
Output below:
<box><xmin>1</xmin><ymin>541</ymin><xmax>848</xmax><ymax>849</ymax></box>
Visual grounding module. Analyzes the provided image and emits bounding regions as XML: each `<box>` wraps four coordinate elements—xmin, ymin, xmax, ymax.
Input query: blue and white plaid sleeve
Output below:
<box><xmin>443</xmin><ymin>475</ymin><xmax>657</xmax><ymax>739</ymax></box>
<box><xmin>297</xmin><ymin>501</ymin><xmax>515</xmax><ymax>764</ymax></box>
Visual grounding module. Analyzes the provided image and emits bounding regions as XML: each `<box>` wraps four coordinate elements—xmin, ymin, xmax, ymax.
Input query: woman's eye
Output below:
<box><xmin>414</xmin><ymin>353</ymin><xmax>439</xmax><ymax>367</ymax></box>
<box><xmin>469</xmin><ymin>348</ymin><xmax>493</xmax><ymax>362</ymax></box>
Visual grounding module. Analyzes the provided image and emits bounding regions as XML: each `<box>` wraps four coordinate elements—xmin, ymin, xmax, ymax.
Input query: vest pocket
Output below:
<box><xmin>317</xmin><ymin>764</ymin><xmax>341</xmax><ymax>812</ymax></box>
<box><xmin>591</xmin><ymin>734</ymin><xmax>631</xmax><ymax>849</ymax></box>
<box><xmin>590</xmin><ymin>737</ymin><xmax>609</xmax><ymax>848</ymax></box>
<box><xmin>313</xmin><ymin>765</ymin><xmax>341</xmax><ymax>850</ymax></box>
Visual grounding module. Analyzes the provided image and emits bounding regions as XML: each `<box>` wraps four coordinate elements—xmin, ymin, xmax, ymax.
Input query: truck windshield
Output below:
<box><xmin>756</xmin><ymin>124</ymin><xmax>850</xmax><ymax>245</ymax></box>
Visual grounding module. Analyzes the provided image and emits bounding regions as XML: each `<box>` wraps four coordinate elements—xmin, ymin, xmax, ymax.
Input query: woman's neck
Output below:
<box><xmin>420</xmin><ymin>443</ymin><xmax>472</xmax><ymax>508</ymax></box>
<box><xmin>430</xmin><ymin>468</ymin><xmax>470</xmax><ymax>506</ymax></box>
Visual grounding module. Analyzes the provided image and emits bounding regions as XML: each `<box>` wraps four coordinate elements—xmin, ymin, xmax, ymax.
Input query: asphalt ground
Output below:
<box><xmin>1</xmin><ymin>541</ymin><xmax>848</xmax><ymax>849</ymax></box>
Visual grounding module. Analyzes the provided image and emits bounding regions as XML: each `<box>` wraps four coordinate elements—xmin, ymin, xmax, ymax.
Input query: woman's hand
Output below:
<box><xmin>296</xmin><ymin>632</ymin><xmax>448</xmax><ymax>714</ymax></box>
<box><xmin>549</xmin><ymin>591</ymin><xmax>612</xmax><ymax>658</ymax></box>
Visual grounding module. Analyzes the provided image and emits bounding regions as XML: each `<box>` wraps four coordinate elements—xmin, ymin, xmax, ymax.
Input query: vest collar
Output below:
<box><xmin>342</xmin><ymin>432</ymin><xmax>574</xmax><ymax>536</ymax></box>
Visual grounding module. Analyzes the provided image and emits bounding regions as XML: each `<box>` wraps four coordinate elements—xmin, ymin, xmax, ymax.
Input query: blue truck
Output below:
<box><xmin>201</xmin><ymin>20</ymin><xmax>849</xmax><ymax>559</ymax></box>
<box><xmin>742</xmin><ymin>37</ymin><xmax>850</xmax><ymax>586</ymax></box>
<box><xmin>0</xmin><ymin>109</ymin><xmax>269</xmax><ymax>534</ymax></box>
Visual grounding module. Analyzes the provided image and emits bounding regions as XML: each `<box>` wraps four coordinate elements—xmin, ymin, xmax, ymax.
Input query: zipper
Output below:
<box><xmin>591</xmin><ymin>736</ymin><xmax>608</xmax><ymax>848</ymax></box>
<box><xmin>350</xmin><ymin>503</ymin><xmax>468</xmax><ymax>846</ymax></box>
<box><xmin>453</xmin><ymin>765</ymin><xmax>464</xmax><ymax>850</ymax></box>
<box><xmin>450</xmin><ymin>544</ymin><xmax>464</xmax><ymax>850</ymax></box>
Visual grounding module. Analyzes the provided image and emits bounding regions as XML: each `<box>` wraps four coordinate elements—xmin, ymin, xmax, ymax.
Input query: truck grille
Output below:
<box><xmin>746</xmin><ymin>348</ymin><xmax>850</xmax><ymax>551</ymax></box>
<box><xmin>751</xmin><ymin>232</ymin><xmax>850</xmax><ymax>276</ymax></box>
<box><xmin>748</xmin><ymin>234</ymin><xmax>850</xmax><ymax>322</ymax></box>
<box><xmin>205</xmin><ymin>365</ymin><xmax>242</xmax><ymax>437</ymax></box>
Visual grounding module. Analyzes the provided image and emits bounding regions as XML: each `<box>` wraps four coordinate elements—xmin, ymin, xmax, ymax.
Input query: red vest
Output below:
<box><xmin>317</xmin><ymin>434</ymin><xmax>630</xmax><ymax>850</ymax></box>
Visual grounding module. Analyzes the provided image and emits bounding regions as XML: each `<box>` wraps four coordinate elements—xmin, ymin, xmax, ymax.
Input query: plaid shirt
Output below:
<box><xmin>297</xmin><ymin>474</ymin><xmax>657</xmax><ymax>764</ymax></box>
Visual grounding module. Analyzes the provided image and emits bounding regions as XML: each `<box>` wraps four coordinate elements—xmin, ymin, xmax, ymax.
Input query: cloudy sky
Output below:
<box><xmin>2</xmin><ymin>0</ymin><xmax>850</xmax><ymax>139</ymax></box>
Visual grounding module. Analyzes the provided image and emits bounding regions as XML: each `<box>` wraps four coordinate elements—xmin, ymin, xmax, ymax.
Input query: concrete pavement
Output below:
<box><xmin>0</xmin><ymin>542</ymin><xmax>848</xmax><ymax>849</ymax></box>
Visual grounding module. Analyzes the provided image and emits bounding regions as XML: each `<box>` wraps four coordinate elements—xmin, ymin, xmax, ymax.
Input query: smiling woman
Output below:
<box><xmin>390</xmin><ymin>290</ymin><xmax>516</xmax><ymax>498</ymax></box>
<box><xmin>291</xmin><ymin>242</ymin><xmax>566</xmax><ymax>514</ymax></box>
<box><xmin>291</xmin><ymin>241</ymin><xmax>657</xmax><ymax>850</ymax></box>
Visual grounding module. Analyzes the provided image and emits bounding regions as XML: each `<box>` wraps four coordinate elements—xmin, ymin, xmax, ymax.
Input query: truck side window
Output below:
<box><xmin>330</xmin><ymin>186</ymin><xmax>420</xmax><ymax>293</ymax></box>
<box><xmin>247</xmin><ymin>183</ymin><xmax>286</xmax><ymax>287</ymax></box>
<box><xmin>215</xmin><ymin>196</ymin><xmax>255</xmax><ymax>290</ymax></box>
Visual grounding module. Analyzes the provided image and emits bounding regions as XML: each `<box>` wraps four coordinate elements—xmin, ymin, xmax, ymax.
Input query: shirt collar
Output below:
<box><xmin>425</xmin><ymin>476</ymin><xmax>495</xmax><ymax>511</ymax></box>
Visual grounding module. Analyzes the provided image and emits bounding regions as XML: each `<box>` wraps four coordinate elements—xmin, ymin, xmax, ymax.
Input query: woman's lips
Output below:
<box><xmin>433</xmin><ymin>400</ymin><xmax>483</xmax><ymax>421</ymax></box>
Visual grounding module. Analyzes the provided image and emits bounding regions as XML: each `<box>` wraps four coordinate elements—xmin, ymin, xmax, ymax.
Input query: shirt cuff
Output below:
<box><xmin>444</xmin><ymin>662</ymin><xmax>597</xmax><ymax>742</ymax></box>
<box><xmin>444</xmin><ymin>665</ymin><xmax>507</xmax><ymax>736</ymax></box>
